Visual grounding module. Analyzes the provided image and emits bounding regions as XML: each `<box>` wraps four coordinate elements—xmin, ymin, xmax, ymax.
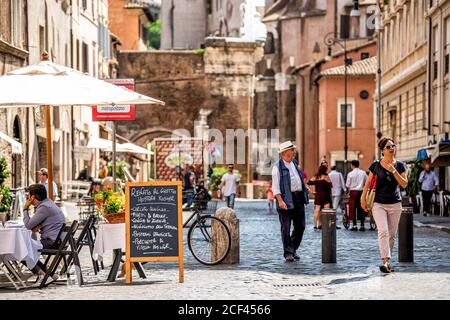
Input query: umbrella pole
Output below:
<box><xmin>45</xmin><ymin>105</ymin><xmax>54</xmax><ymax>201</ymax></box>
<box><xmin>112</xmin><ymin>121</ymin><xmax>117</xmax><ymax>192</ymax></box>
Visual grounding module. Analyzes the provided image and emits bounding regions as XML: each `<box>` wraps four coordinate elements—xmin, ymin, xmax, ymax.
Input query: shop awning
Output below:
<box><xmin>86</xmin><ymin>137</ymin><xmax>113</xmax><ymax>149</ymax></box>
<box><xmin>0</xmin><ymin>131</ymin><xmax>22</xmax><ymax>154</ymax></box>
<box><xmin>87</xmin><ymin>137</ymin><xmax>152</xmax><ymax>155</ymax></box>
<box><xmin>120</xmin><ymin>143</ymin><xmax>153</xmax><ymax>155</ymax></box>
<box><xmin>417</xmin><ymin>145</ymin><xmax>434</xmax><ymax>161</ymax></box>
<box><xmin>431</xmin><ymin>140</ymin><xmax>450</xmax><ymax>167</ymax></box>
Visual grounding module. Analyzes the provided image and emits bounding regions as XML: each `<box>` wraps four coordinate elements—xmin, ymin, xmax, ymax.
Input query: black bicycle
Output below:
<box><xmin>183</xmin><ymin>198</ymin><xmax>231</xmax><ymax>266</ymax></box>
<box><xmin>341</xmin><ymin>195</ymin><xmax>376</xmax><ymax>230</ymax></box>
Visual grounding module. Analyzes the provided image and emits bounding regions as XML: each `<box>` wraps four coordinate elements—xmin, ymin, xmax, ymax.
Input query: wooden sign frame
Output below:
<box><xmin>125</xmin><ymin>181</ymin><xmax>184</xmax><ymax>284</ymax></box>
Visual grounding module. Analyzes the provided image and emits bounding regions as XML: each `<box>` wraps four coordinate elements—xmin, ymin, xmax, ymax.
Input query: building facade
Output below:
<box><xmin>160</xmin><ymin>0</ymin><xmax>265</xmax><ymax>50</ymax></box>
<box><xmin>427</xmin><ymin>0</ymin><xmax>450</xmax><ymax>189</ymax></box>
<box><xmin>0</xmin><ymin>0</ymin><xmax>29</xmax><ymax>188</ymax></box>
<box><xmin>317</xmin><ymin>54</ymin><xmax>377</xmax><ymax>172</ymax></box>
<box><xmin>109</xmin><ymin>0</ymin><xmax>159</xmax><ymax>51</ymax></box>
<box><xmin>378</xmin><ymin>0</ymin><xmax>428</xmax><ymax>163</ymax></box>
<box><xmin>255</xmin><ymin>0</ymin><xmax>376</xmax><ymax>178</ymax></box>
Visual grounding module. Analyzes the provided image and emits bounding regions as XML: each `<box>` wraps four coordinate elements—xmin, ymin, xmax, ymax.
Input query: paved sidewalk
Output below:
<box><xmin>413</xmin><ymin>213</ymin><xmax>450</xmax><ymax>234</ymax></box>
<box><xmin>2</xmin><ymin>200</ymin><xmax>449</xmax><ymax>300</ymax></box>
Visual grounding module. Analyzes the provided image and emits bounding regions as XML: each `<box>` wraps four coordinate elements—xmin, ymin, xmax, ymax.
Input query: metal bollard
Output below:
<box><xmin>398</xmin><ymin>206</ymin><xmax>414</xmax><ymax>262</ymax></box>
<box><xmin>321</xmin><ymin>208</ymin><xmax>337</xmax><ymax>263</ymax></box>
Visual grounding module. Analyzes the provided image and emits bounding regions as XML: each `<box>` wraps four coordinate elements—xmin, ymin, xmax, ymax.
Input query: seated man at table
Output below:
<box><xmin>23</xmin><ymin>184</ymin><xmax>65</xmax><ymax>287</ymax></box>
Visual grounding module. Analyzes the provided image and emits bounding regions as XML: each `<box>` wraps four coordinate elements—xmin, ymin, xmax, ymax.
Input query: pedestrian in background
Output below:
<box><xmin>346</xmin><ymin>160</ymin><xmax>368</xmax><ymax>231</ymax></box>
<box><xmin>183</xmin><ymin>165</ymin><xmax>196</xmax><ymax>208</ymax></box>
<box><xmin>419</xmin><ymin>162</ymin><xmax>439</xmax><ymax>216</ymax></box>
<box><xmin>39</xmin><ymin>168</ymin><xmax>58</xmax><ymax>200</ymax></box>
<box><xmin>329</xmin><ymin>165</ymin><xmax>346</xmax><ymax>229</ymax></box>
<box><xmin>307</xmin><ymin>164</ymin><xmax>332</xmax><ymax>230</ymax></box>
<box><xmin>220</xmin><ymin>164</ymin><xmax>240</xmax><ymax>209</ymax></box>
<box><xmin>361</xmin><ymin>137</ymin><xmax>408</xmax><ymax>274</ymax></box>
<box><xmin>99</xmin><ymin>159</ymin><xmax>108</xmax><ymax>179</ymax></box>
<box><xmin>271</xmin><ymin>141</ymin><xmax>308</xmax><ymax>262</ymax></box>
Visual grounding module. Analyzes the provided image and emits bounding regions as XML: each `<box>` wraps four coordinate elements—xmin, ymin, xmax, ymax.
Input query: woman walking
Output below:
<box><xmin>361</xmin><ymin>137</ymin><xmax>408</xmax><ymax>273</ymax></box>
<box><xmin>307</xmin><ymin>164</ymin><xmax>332</xmax><ymax>230</ymax></box>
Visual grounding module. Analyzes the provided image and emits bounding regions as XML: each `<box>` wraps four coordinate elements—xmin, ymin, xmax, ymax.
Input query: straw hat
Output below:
<box><xmin>278</xmin><ymin>141</ymin><xmax>296</xmax><ymax>154</ymax></box>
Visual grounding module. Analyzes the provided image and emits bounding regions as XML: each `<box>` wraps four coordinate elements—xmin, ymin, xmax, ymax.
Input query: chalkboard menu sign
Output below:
<box><xmin>125</xmin><ymin>182</ymin><xmax>184</xmax><ymax>284</ymax></box>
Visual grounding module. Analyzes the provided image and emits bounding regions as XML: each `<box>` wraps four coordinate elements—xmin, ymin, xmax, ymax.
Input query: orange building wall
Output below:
<box><xmin>318</xmin><ymin>76</ymin><xmax>376</xmax><ymax>171</ymax></box>
<box><xmin>109</xmin><ymin>0</ymin><xmax>141</xmax><ymax>51</ymax></box>
<box><xmin>321</xmin><ymin>44</ymin><xmax>377</xmax><ymax>70</ymax></box>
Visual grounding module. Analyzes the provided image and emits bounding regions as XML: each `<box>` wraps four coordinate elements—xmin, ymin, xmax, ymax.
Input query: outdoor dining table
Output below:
<box><xmin>0</xmin><ymin>223</ymin><xmax>43</xmax><ymax>289</ymax></box>
<box><xmin>92</xmin><ymin>222</ymin><xmax>146</xmax><ymax>282</ymax></box>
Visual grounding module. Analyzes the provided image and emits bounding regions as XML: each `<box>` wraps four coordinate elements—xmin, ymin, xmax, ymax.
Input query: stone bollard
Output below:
<box><xmin>398</xmin><ymin>206</ymin><xmax>414</xmax><ymax>262</ymax></box>
<box><xmin>213</xmin><ymin>207</ymin><xmax>239</xmax><ymax>264</ymax></box>
<box><xmin>321</xmin><ymin>208</ymin><xmax>337</xmax><ymax>263</ymax></box>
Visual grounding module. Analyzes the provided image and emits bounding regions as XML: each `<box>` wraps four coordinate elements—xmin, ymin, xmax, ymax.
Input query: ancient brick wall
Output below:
<box><xmin>117</xmin><ymin>39</ymin><xmax>264</xmax><ymax>182</ymax></box>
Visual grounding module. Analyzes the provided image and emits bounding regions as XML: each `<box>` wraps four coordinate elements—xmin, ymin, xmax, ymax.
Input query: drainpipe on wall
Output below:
<box><xmin>334</xmin><ymin>0</ymin><xmax>338</xmax><ymax>37</ymax></box>
<box><xmin>25</xmin><ymin>107</ymin><xmax>29</xmax><ymax>186</ymax></box>
<box><xmin>296</xmin><ymin>72</ymin><xmax>306</xmax><ymax>168</ymax></box>
<box><xmin>70</xmin><ymin>0</ymin><xmax>76</xmax><ymax>180</ymax></box>
<box><xmin>427</xmin><ymin>15</ymin><xmax>432</xmax><ymax>137</ymax></box>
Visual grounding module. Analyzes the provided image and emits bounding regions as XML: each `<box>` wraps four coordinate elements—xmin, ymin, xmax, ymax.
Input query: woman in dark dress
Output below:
<box><xmin>307</xmin><ymin>164</ymin><xmax>333</xmax><ymax>230</ymax></box>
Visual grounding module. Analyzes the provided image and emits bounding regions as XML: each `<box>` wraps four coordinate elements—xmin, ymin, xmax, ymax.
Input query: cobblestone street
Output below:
<box><xmin>1</xmin><ymin>200</ymin><xmax>450</xmax><ymax>300</ymax></box>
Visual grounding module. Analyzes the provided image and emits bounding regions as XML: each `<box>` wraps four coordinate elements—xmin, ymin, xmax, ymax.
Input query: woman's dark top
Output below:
<box><xmin>307</xmin><ymin>178</ymin><xmax>332</xmax><ymax>206</ymax></box>
<box><xmin>369</xmin><ymin>160</ymin><xmax>406</xmax><ymax>204</ymax></box>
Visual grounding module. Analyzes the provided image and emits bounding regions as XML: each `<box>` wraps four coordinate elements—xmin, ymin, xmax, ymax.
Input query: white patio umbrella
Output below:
<box><xmin>0</xmin><ymin>54</ymin><xmax>164</xmax><ymax>199</ymax></box>
<box><xmin>119</xmin><ymin>143</ymin><xmax>153</xmax><ymax>155</ymax></box>
<box><xmin>87</xmin><ymin>137</ymin><xmax>152</xmax><ymax>155</ymax></box>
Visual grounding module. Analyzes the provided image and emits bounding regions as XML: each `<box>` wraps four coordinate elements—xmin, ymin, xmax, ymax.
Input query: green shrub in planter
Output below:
<box><xmin>0</xmin><ymin>186</ymin><xmax>12</xmax><ymax>213</ymax></box>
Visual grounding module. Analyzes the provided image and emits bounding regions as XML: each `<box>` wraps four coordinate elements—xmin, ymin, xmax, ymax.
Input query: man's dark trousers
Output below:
<box><xmin>277</xmin><ymin>192</ymin><xmax>306</xmax><ymax>258</ymax></box>
<box><xmin>422</xmin><ymin>190</ymin><xmax>434</xmax><ymax>214</ymax></box>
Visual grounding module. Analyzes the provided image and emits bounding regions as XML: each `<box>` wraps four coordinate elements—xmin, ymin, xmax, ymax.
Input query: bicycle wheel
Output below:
<box><xmin>188</xmin><ymin>215</ymin><xmax>231</xmax><ymax>266</ymax></box>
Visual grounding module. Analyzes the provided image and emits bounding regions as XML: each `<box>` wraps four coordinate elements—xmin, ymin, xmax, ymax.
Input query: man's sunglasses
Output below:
<box><xmin>384</xmin><ymin>144</ymin><xmax>397</xmax><ymax>150</ymax></box>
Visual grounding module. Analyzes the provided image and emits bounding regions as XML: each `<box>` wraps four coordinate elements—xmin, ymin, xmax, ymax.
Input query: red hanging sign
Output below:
<box><xmin>92</xmin><ymin>79</ymin><xmax>136</xmax><ymax>121</ymax></box>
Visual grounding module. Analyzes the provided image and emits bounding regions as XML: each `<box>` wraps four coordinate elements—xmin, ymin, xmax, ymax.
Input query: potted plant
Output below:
<box><xmin>94</xmin><ymin>189</ymin><xmax>126</xmax><ymax>223</ymax></box>
<box><xmin>406</xmin><ymin>160</ymin><xmax>423</xmax><ymax>213</ymax></box>
<box><xmin>107</xmin><ymin>161</ymin><xmax>130</xmax><ymax>182</ymax></box>
<box><xmin>0</xmin><ymin>157</ymin><xmax>11</xmax><ymax>222</ymax></box>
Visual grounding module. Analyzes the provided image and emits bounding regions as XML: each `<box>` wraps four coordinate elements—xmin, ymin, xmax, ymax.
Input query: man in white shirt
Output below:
<box><xmin>329</xmin><ymin>166</ymin><xmax>346</xmax><ymax>228</ymax></box>
<box><xmin>39</xmin><ymin>168</ymin><xmax>58</xmax><ymax>200</ymax></box>
<box><xmin>271</xmin><ymin>141</ymin><xmax>308</xmax><ymax>262</ymax></box>
<box><xmin>220</xmin><ymin>164</ymin><xmax>240</xmax><ymax>209</ymax></box>
<box><xmin>346</xmin><ymin>160</ymin><xmax>368</xmax><ymax>231</ymax></box>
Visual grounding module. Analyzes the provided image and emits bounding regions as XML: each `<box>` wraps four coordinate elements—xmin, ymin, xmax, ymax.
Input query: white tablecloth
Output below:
<box><xmin>0</xmin><ymin>227</ymin><xmax>43</xmax><ymax>269</ymax></box>
<box><xmin>92</xmin><ymin>223</ymin><xmax>125</xmax><ymax>261</ymax></box>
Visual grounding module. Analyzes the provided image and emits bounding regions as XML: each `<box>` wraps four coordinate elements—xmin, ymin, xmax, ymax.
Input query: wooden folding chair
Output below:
<box><xmin>62</xmin><ymin>214</ymin><xmax>103</xmax><ymax>275</ymax></box>
<box><xmin>39</xmin><ymin>220</ymin><xmax>83</xmax><ymax>288</ymax></box>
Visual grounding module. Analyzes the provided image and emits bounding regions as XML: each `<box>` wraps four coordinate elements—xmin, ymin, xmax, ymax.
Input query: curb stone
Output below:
<box><xmin>414</xmin><ymin>221</ymin><xmax>450</xmax><ymax>234</ymax></box>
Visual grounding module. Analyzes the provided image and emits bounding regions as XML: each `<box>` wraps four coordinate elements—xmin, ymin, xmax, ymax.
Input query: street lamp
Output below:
<box><xmin>324</xmin><ymin>32</ymin><xmax>352</xmax><ymax>177</ymax></box>
<box><xmin>322</xmin><ymin>0</ymin><xmax>361</xmax><ymax>177</ymax></box>
<box><xmin>350</xmin><ymin>0</ymin><xmax>361</xmax><ymax>17</ymax></box>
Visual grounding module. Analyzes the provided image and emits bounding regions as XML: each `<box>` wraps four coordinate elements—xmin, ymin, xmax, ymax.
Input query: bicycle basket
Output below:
<box><xmin>193</xmin><ymin>199</ymin><xmax>218</xmax><ymax>215</ymax></box>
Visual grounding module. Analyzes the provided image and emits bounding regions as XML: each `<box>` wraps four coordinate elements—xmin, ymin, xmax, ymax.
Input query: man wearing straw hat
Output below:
<box><xmin>271</xmin><ymin>141</ymin><xmax>308</xmax><ymax>262</ymax></box>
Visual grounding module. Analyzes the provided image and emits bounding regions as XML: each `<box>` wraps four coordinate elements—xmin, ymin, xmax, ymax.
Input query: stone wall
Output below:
<box><xmin>117</xmin><ymin>38</ymin><xmax>263</xmax><ymax>183</ymax></box>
